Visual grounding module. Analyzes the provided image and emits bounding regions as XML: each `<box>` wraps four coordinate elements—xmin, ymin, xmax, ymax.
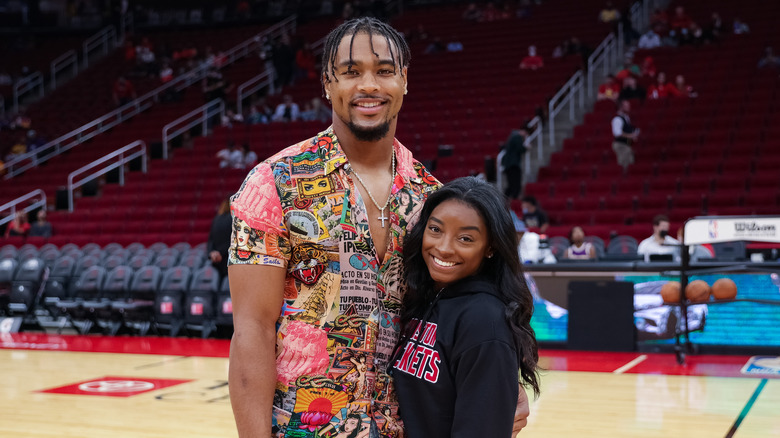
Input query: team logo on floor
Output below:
<box><xmin>38</xmin><ymin>376</ymin><xmax>193</xmax><ymax>397</ymax></box>
<box><xmin>741</xmin><ymin>356</ymin><xmax>780</xmax><ymax>376</ymax></box>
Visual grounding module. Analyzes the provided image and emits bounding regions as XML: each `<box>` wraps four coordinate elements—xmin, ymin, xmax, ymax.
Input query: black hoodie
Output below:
<box><xmin>391</xmin><ymin>276</ymin><xmax>519</xmax><ymax>438</ymax></box>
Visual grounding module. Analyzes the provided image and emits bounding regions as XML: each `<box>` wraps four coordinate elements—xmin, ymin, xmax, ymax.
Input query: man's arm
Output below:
<box><xmin>229</xmin><ymin>264</ymin><xmax>287</xmax><ymax>438</ymax></box>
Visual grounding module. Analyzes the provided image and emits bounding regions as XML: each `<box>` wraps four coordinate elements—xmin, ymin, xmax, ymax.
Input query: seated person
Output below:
<box><xmin>520</xmin><ymin>45</ymin><xmax>544</xmax><ymax>70</ymax></box>
<box><xmin>272</xmin><ymin>94</ymin><xmax>300</xmax><ymax>122</ymax></box>
<box><xmin>566</xmin><ymin>226</ymin><xmax>596</xmax><ymax>260</ymax></box>
<box><xmin>637</xmin><ymin>214</ymin><xmax>680</xmax><ymax>261</ymax></box>
<box><xmin>29</xmin><ymin>209</ymin><xmax>53</xmax><ymax>238</ymax></box>
<box><xmin>521</xmin><ymin>195</ymin><xmax>549</xmax><ymax>234</ymax></box>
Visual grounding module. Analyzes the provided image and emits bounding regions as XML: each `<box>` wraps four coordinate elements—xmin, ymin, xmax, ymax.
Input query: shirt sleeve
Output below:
<box><xmin>228</xmin><ymin>162</ymin><xmax>291</xmax><ymax>268</ymax></box>
<box><xmin>612</xmin><ymin>116</ymin><xmax>624</xmax><ymax>137</ymax></box>
<box><xmin>451</xmin><ymin>339</ymin><xmax>519</xmax><ymax>438</ymax></box>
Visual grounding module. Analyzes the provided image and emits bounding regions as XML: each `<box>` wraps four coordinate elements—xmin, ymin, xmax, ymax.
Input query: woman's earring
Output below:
<box><xmin>325</xmin><ymin>92</ymin><xmax>331</xmax><ymax>101</ymax></box>
<box><xmin>403</xmin><ymin>87</ymin><xmax>408</xmax><ymax>95</ymax></box>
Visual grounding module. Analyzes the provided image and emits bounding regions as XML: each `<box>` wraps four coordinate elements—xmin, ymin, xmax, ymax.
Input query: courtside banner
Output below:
<box><xmin>684</xmin><ymin>217</ymin><xmax>780</xmax><ymax>245</ymax></box>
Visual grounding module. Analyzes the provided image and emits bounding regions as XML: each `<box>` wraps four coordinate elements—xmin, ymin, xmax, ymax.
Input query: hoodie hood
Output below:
<box><xmin>439</xmin><ymin>275</ymin><xmax>505</xmax><ymax>303</ymax></box>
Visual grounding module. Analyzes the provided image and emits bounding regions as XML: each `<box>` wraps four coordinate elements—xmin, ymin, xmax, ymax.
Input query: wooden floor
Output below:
<box><xmin>1</xmin><ymin>334</ymin><xmax>778</xmax><ymax>437</ymax></box>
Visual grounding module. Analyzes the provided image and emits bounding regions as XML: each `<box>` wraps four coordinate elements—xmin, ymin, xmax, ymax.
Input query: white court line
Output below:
<box><xmin>613</xmin><ymin>355</ymin><xmax>648</xmax><ymax>374</ymax></box>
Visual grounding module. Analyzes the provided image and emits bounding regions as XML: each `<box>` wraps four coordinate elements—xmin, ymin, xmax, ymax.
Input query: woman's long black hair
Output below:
<box><xmin>402</xmin><ymin>177</ymin><xmax>540</xmax><ymax>396</ymax></box>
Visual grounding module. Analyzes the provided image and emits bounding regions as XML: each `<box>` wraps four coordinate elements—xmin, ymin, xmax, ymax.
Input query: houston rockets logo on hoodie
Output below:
<box><xmin>393</xmin><ymin>319</ymin><xmax>441</xmax><ymax>383</ymax></box>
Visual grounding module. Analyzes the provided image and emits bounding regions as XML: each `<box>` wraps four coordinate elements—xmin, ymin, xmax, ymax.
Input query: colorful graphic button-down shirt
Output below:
<box><xmin>229</xmin><ymin>127</ymin><xmax>440</xmax><ymax>438</ymax></box>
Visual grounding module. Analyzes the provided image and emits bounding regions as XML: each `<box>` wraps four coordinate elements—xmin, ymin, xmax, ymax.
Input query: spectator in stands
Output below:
<box><xmin>638</xmin><ymin>214</ymin><xmax>680</xmax><ymax>261</ymax></box>
<box><xmin>521</xmin><ymin>196</ymin><xmax>549</xmax><ymax>233</ymax></box>
<box><xmin>757</xmin><ymin>47</ymin><xmax>780</xmax><ymax>69</ymax></box>
<box><xmin>217</xmin><ymin>141</ymin><xmax>244</xmax><ymax>169</ymax></box>
<box><xmin>257</xmin><ymin>37</ymin><xmax>277</xmax><ymax>94</ymax></box>
<box><xmin>4</xmin><ymin>211</ymin><xmax>30</xmax><ymax>238</ymax></box>
<box><xmin>611</xmin><ymin>99</ymin><xmax>639</xmax><ymax>171</ymax></box>
<box><xmin>241</xmin><ymin>143</ymin><xmax>258</xmax><ymax>169</ymax></box>
<box><xmin>704</xmin><ymin>12</ymin><xmax>725</xmax><ymax>43</ymax></box>
<box><xmin>733</xmin><ymin>17</ymin><xmax>750</xmax><ymax>35</ymax></box>
<box><xmin>207</xmin><ymin>197</ymin><xmax>232</xmax><ymax>279</ymax></box>
<box><xmin>480</xmin><ymin>2</ymin><xmax>500</xmax><ymax>22</ymax></box>
<box><xmin>272</xmin><ymin>94</ymin><xmax>301</xmax><ymax>122</ymax></box>
<box><xmin>597</xmin><ymin>74</ymin><xmax>621</xmax><ymax>101</ymax></box>
<box><xmin>221</xmin><ymin>109</ymin><xmax>244</xmax><ymax>128</ymax></box>
<box><xmin>462</xmin><ymin>2</ymin><xmax>481</xmax><ymax>23</ymax></box>
<box><xmin>424</xmin><ymin>37</ymin><xmax>446</xmax><ymax>55</ymax></box>
<box><xmin>619</xmin><ymin>5</ymin><xmax>640</xmax><ymax>45</ymax></box>
<box><xmin>669</xmin><ymin>6</ymin><xmax>693</xmax><ymax>35</ymax></box>
<box><xmin>273</xmin><ymin>34</ymin><xmax>295</xmax><ymax>89</ymax></box>
<box><xmin>598</xmin><ymin>1</ymin><xmax>620</xmax><ymax>25</ymax></box>
<box><xmin>203</xmin><ymin>68</ymin><xmax>231</xmax><ymax>103</ymax></box>
<box><xmin>650</xmin><ymin>8</ymin><xmax>669</xmax><ymax>32</ymax></box>
<box><xmin>520</xmin><ymin>45</ymin><xmax>544</xmax><ymax>70</ymax></box>
<box><xmin>640</xmin><ymin>56</ymin><xmax>657</xmax><ymax>79</ymax></box>
<box><xmin>618</xmin><ymin>76</ymin><xmax>646</xmax><ymax>102</ymax></box>
<box><xmin>159</xmin><ymin>62</ymin><xmax>173</xmax><ymax>83</ymax></box>
<box><xmin>673</xmin><ymin>74</ymin><xmax>697</xmax><ymax>97</ymax></box>
<box><xmin>6</xmin><ymin>136</ymin><xmax>27</xmax><ymax>161</ymax></box>
<box><xmin>512</xmin><ymin>211</ymin><xmax>553</xmax><ymax>264</ymax></box>
<box><xmin>295</xmin><ymin>43</ymin><xmax>317</xmax><ymax>81</ymax></box>
<box><xmin>566</xmin><ymin>226</ymin><xmax>596</xmax><ymax>260</ymax></box>
<box><xmin>300</xmin><ymin>97</ymin><xmax>330</xmax><ymax>123</ymax></box>
<box><xmin>638</xmin><ymin>26</ymin><xmax>662</xmax><ymax>50</ymax></box>
<box><xmin>248</xmin><ymin>97</ymin><xmax>274</xmax><ymax>124</ymax></box>
<box><xmin>112</xmin><ymin>76</ymin><xmax>137</xmax><ymax>107</ymax></box>
<box><xmin>647</xmin><ymin>72</ymin><xmax>679</xmax><ymax>99</ymax></box>
<box><xmin>446</xmin><ymin>36</ymin><xmax>464</xmax><ymax>52</ymax></box>
<box><xmin>29</xmin><ymin>209</ymin><xmax>52</xmax><ymax>238</ymax></box>
<box><xmin>501</xmin><ymin>128</ymin><xmax>527</xmax><ymax>199</ymax></box>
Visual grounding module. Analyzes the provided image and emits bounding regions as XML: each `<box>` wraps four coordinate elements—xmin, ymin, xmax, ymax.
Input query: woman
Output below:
<box><xmin>392</xmin><ymin>177</ymin><xmax>540</xmax><ymax>437</ymax></box>
<box><xmin>4</xmin><ymin>211</ymin><xmax>31</xmax><ymax>238</ymax></box>
<box><xmin>566</xmin><ymin>226</ymin><xmax>597</xmax><ymax>260</ymax></box>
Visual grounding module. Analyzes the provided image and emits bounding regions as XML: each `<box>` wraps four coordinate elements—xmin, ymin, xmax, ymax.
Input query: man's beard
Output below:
<box><xmin>346</xmin><ymin>118</ymin><xmax>392</xmax><ymax>142</ymax></box>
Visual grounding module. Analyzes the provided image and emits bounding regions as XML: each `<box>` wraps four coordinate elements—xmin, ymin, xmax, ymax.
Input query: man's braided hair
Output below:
<box><xmin>321</xmin><ymin>17</ymin><xmax>410</xmax><ymax>84</ymax></box>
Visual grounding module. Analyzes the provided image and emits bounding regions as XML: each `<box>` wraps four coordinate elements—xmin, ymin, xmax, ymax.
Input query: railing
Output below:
<box><xmin>0</xmin><ymin>190</ymin><xmax>47</xmax><ymax>228</ymax></box>
<box><xmin>50</xmin><ymin>49</ymin><xmax>79</xmax><ymax>90</ymax></box>
<box><xmin>66</xmin><ymin>140</ymin><xmax>147</xmax><ymax>212</ymax></box>
<box><xmin>162</xmin><ymin>99</ymin><xmax>225</xmax><ymax>159</ymax></box>
<box><xmin>587</xmin><ymin>33</ymin><xmax>618</xmax><ymax>98</ymax></box>
<box><xmin>524</xmin><ymin>116</ymin><xmax>543</xmax><ymax>177</ymax></box>
<box><xmin>119</xmin><ymin>11</ymin><xmax>134</xmax><ymax>43</ymax></box>
<box><xmin>236</xmin><ymin>71</ymin><xmax>274</xmax><ymax>115</ymax></box>
<box><xmin>83</xmin><ymin>26</ymin><xmax>117</xmax><ymax>69</ymax></box>
<box><xmin>13</xmin><ymin>72</ymin><xmax>44</xmax><ymax>114</ymax></box>
<box><xmin>547</xmin><ymin>70</ymin><xmax>585</xmax><ymax>147</ymax></box>
<box><xmin>4</xmin><ymin>15</ymin><xmax>298</xmax><ymax>180</ymax></box>
<box><xmin>221</xmin><ymin>15</ymin><xmax>297</xmax><ymax>66</ymax></box>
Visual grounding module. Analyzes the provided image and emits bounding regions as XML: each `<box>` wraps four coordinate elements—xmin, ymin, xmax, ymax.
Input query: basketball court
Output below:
<box><xmin>2</xmin><ymin>333</ymin><xmax>778</xmax><ymax>437</ymax></box>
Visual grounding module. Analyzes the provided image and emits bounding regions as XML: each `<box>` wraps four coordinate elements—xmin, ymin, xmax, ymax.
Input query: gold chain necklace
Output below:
<box><xmin>350</xmin><ymin>151</ymin><xmax>396</xmax><ymax>228</ymax></box>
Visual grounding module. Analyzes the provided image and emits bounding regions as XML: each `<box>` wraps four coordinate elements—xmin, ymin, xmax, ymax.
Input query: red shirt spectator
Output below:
<box><xmin>598</xmin><ymin>75</ymin><xmax>621</xmax><ymax>101</ymax></box>
<box><xmin>647</xmin><ymin>73</ymin><xmax>681</xmax><ymax>99</ymax></box>
<box><xmin>670</xmin><ymin>6</ymin><xmax>693</xmax><ymax>32</ymax></box>
<box><xmin>112</xmin><ymin>76</ymin><xmax>137</xmax><ymax>106</ymax></box>
<box><xmin>520</xmin><ymin>45</ymin><xmax>544</xmax><ymax>70</ymax></box>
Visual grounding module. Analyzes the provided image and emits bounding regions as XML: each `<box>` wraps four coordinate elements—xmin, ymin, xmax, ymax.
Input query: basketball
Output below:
<box><xmin>712</xmin><ymin>278</ymin><xmax>738</xmax><ymax>300</ymax></box>
<box><xmin>660</xmin><ymin>281</ymin><xmax>681</xmax><ymax>303</ymax></box>
<box><xmin>685</xmin><ymin>280</ymin><xmax>711</xmax><ymax>303</ymax></box>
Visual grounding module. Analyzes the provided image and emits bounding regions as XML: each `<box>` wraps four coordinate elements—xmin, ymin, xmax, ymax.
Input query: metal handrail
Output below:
<box><xmin>587</xmin><ymin>33</ymin><xmax>617</xmax><ymax>98</ymax></box>
<box><xmin>548</xmin><ymin>70</ymin><xmax>584</xmax><ymax>147</ymax></box>
<box><xmin>13</xmin><ymin>72</ymin><xmax>44</xmax><ymax>114</ymax></box>
<box><xmin>524</xmin><ymin>116</ymin><xmax>543</xmax><ymax>177</ymax></box>
<box><xmin>236</xmin><ymin>70</ymin><xmax>273</xmax><ymax>115</ymax></box>
<box><xmin>0</xmin><ymin>190</ymin><xmax>47</xmax><ymax>228</ymax></box>
<box><xmin>83</xmin><ymin>26</ymin><xmax>117</xmax><ymax>69</ymax></box>
<box><xmin>50</xmin><ymin>49</ymin><xmax>79</xmax><ymax>90</ymax></box>
<box><xmin>162</xmin><ymin>99</ymin><xmax>225</xmax><ymax>159</ymax></box>
<box><xmin>66</xmin><ymin>140</ymin><xmax>147</xmax><ymax>211</ymax></box>
<box><xmin>3</xmin><ymin>15</ymin><xmax>298</xmax><ymax>180</ymax></box>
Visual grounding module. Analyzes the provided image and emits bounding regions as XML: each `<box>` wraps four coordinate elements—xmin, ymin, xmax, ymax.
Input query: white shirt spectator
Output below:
<box><xmin>446</xmin><ymin>41</ymin><xmax>463</xmax><ymax>52</ymax></box>
<box><xmin>217</xmin><ymin>147</ymin><xmax>244</xmax><ymax>168</ymax></box>
<box><xmin>243</xmin><ymin>150</ymin><xmax>258</xmax><ymax>168</ymax></box>
<box><xmin>273</xmin><ymin>102</ymin><xmax>301</xmax><ymax>122</ymax></box>
<box><xmin>638</xmin><ymin>30</ymin><xmax>662</xmax><ymax>49</ymax></box>
<box><xmin>638</xmin><ymin>235</ymin><xmax>680</xmax><ymax>261</ymax></box>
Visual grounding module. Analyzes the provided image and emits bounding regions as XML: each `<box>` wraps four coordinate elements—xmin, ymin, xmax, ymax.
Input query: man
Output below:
<box><xmin>637</xmin><ymin>26</ymin><xmax>662</xmax><ymax>50</ymax></box>
<box><xmin>637</xmin><ymin>214</ymin><xmax>680</xmax><ymax>261</ymax></box>
<box><xmin>521</xmin><ymin>195</ymin><xmax>549</xmax><ymax>234</ymax></box>
<box><xmin>272</xmin><ymin>94</ymin><xmax>301</xmax><ymax>122</ymax></box>
<box><xmin>228</xmin><ymin>18</ymin><xmax>528</xmax><ymax>438</ymax></box>
<box><xmin>611</xmin><ymin>99</ymin><xmax>639</xmax><ymax>171</ymax></box>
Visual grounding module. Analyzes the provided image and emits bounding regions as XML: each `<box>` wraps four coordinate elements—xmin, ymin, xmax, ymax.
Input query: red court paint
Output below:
<box><xmin>0</xmin><ymin>333</ymin><xmax>230</xmax><ymax>357</ymax></box>
<box><xmin>38</xmin><ymin>376</ymin><xmax>193</xmax><ymax>397</ymax></box>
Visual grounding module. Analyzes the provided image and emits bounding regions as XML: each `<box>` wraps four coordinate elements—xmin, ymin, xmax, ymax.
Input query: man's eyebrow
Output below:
<box><xmin>336</xmin><ymin>59</ymin><xmax>396</xmax><ymax>68</ymax></box>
